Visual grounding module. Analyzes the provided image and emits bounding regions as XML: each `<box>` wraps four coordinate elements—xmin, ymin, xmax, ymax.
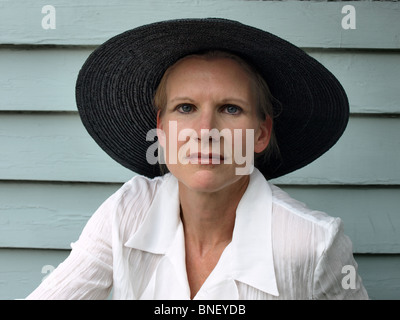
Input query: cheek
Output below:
<box><xmin>161</xmin><ymin>120</ymin><xmax>194</xmax><ymax>163</ymax></box>
<box><xmin>157</xmin><ymin>128</ymin><xmax>166</xmax><ymax>148</ymax></box>
<box><xmin>230</xmin><ymin>120</ymin><xmax>258</xmax><ymax>148</ymax></box>
<box><xmin>231</xmin><ymin>129</ymin><xmax>255</xmax><ymax>159</ymax></box>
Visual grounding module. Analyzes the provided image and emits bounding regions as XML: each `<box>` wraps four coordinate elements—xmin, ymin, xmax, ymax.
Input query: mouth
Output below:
<box><xmin>186</xmin><ymin>153</ymin><xmax>224</xmax><ymax>164</ymax></box>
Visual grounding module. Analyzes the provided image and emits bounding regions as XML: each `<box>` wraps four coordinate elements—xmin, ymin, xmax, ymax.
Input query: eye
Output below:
<box><xmin>222</xmin><ymin>104</ymin><xmax>242</xmax><ymax>115</ymax></box>
<box><xmin>176</xmin><ymin>104</ymin><xmax>195</xmax><ymax>114</ymax></box>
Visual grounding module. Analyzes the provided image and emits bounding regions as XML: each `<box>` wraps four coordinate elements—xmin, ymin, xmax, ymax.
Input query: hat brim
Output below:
<box><xmin>76</xmin><ymin>18</ymin><xmax>349</xmax><ymax>179</ymax></box>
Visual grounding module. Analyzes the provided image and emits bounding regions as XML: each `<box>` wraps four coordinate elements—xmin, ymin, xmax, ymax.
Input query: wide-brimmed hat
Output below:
<box><xmin>76</xmin><ymin>18</ymin><xmax>349</xmax><ymax>179</ymax></box>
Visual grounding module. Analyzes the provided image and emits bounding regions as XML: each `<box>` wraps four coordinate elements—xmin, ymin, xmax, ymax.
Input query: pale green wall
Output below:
<box><xmin>0</xmin><ymin>0</ymin><xmax>399</xmax><ymax>300</ymax></box>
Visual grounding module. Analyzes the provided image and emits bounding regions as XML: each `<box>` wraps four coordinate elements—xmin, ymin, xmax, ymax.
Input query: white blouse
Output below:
<box><xmin>26</xmin><ymin>168</ymin><xmax>368</xmax><ymax>300</ymax></box>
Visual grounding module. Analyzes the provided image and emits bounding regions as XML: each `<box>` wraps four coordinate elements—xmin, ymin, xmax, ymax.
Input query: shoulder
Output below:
<box><xmin>117</xmin><ymin>173</ymin><xmax>166</xmax><ymax>202</ymax></box>
<box><xmin>84</xmin><ymin>173</ymin><xmax>167</xmax><ymax>223</ymax></box>
<box><xmin>270</xmin><ymin>183</ymin><xmax>341</xmax><ymax>234</ymax></box>
<box><xmin>269</xmin><ymin>183</ymin><xmax>345</xmax><ymax>262</ymax></box>
<box><xmin>268</xmin><ymin>184</ymin><xmax>367</xmax><ymax>299</ymax></box>
<box><xmin>112</xmin><ymin>173</ymin><xmax>169</xmax><ymax>217</ymax></box>
<box><xmin>99</xmin><ymin>173</ymin><xmax>170</xmax><ymax>241</ymax></box>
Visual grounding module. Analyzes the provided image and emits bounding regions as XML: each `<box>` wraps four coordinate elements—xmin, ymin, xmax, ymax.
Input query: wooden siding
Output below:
<box><xmin>1</xmin><ymin>1</ymin><xmax>399</xmax><ymax>49</ymax></box>
<box><xmin>0</xmin><ymin>0</ymin><xmax>399</xmax><ymax>300</ymax></box>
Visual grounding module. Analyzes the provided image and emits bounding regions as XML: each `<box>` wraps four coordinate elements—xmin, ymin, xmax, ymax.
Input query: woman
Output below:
<box><xmin>27</xmin><ymin>18</ymin><xmax>368</xmax><ymax>299</ymax></box>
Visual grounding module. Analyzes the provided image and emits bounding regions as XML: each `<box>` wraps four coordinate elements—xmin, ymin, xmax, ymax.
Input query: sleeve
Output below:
<box><xmin>312</xmin><ymin>218</ymin><xmax>369</xmax><ymax>300</ymax></box>
<box><xmin>25</xmin><ymin>190</ymin><xmax>120</xmax><ymax>300</ymax></box>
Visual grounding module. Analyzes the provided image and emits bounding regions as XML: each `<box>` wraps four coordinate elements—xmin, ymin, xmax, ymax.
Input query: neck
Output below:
<box><xmin>178</xmin><ymin>176</ymin><xmax>249</xmax><ymax>254</ymax></box>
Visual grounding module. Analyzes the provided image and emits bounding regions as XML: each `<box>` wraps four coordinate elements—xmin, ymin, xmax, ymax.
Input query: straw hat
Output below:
<box><xmin>76</xmin><ymin>18</ymin><xmax>349</xmax><ymax>179</ymax></box>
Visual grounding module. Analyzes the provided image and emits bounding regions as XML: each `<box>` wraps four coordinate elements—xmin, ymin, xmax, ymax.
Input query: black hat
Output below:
<box><xmin>76</xmin><ymin>18</ymin><xmax>349</xmax><ymax>179</ymax></box>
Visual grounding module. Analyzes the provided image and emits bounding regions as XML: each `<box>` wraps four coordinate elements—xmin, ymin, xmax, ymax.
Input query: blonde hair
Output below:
<box><xmin>153</xmin><ymin>50</ymin><xmax>280</xmax><ymax>172</ymax></box>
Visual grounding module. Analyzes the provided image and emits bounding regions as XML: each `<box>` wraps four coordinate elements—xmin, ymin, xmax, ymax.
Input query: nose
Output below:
<box><xmin>195</xmin><ymin>109</ymin><xmax>219</xmax><ymax>142</ymax></box>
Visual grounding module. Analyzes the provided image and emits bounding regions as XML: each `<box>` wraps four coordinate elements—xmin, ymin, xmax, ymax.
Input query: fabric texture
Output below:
<box><xmin>26</xmin><ymin>169</ymin><xmax>368</xmax><ymax>300</ymax></box>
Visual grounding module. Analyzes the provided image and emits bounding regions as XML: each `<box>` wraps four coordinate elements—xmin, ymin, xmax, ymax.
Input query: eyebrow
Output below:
<box><xmin>169</xmin><ymin>97</ymin><xmax>195</xmax><ymax>104</ymax></box>
<box><xmin>220</xmin><ymin>98</ymin><xmax>250</xmax><ymax>106</ymax></box>
<box><xmin>168</xmin><ymin>97</ymin><xmax>249</xmax><ymax>106</ymax></box>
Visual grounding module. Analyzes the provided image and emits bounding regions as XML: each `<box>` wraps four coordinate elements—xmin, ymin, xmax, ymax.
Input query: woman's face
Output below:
<box><xmin>157</xmin><ymin>57</ymin><xmax>271</xmax><ymax>193</ymax></box>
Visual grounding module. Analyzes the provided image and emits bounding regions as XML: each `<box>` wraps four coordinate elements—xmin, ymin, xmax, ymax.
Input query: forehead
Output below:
<box><xmin>165</xmin><ymin>56</ymin><xmax>254</xmax><ymax>94</ymax></box>
<box><xmin>168</xmin><ymin>56</ymin><xmax>251</xmax><ymax>78</ymax></box>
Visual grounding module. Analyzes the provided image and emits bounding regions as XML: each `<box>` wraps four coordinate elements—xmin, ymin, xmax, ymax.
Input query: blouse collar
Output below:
<box><xmin>125</xmin><ymin>168</ymin><xmax>279</xmax><ymax>297</ymax></box>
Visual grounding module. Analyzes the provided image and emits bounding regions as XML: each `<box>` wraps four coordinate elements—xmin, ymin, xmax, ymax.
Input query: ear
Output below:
<box><xmin>254</xmin><ymin>116</ymin><xmax>272</xmax><ymax>154</ymax></box>
<box><xmin>156</xmin><ymin>110</ymin><xmax>166</xmax><ymax>148</ymax></box>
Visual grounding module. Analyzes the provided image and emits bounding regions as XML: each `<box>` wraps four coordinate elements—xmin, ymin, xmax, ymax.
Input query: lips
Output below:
<box><xmin>186</xmin><ymin>152</ymin><xmax>224</xmax><ymax>164</ymax></box>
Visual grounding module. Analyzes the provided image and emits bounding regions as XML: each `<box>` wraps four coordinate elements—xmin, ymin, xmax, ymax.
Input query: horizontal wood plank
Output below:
<box><xmin>0</xmin><ymin>113</ymin><xmax>399</xmax><ymax>184</ymax></box>
<box><xmin>270</xmin><ymin>115</ymin><xmax>400</xmax><ymax>185</ymax></box>
<box><xmin>355</xmin><ymin>254</ymin><xmax>400</xmax><ymax>300</ymax></box>
<box><xmin>0</xmin><ymin>112</ymin><xmax>134</xmax><ymax>183</ymax></box>
<box><xmin>0</xmin><ymin>248</ymin><xmax>71</xmax><ymax>300</ymax></box>
<box><xmin>0</xmin><ymin>48</ymin><xmax>89</xmax><ymax>112</ymax></box>
<box><xmin>1</xmin><ymin>48</ymin><xmax>399</xmax><ymax>114</ymax></box>
<box><xmin>282</xmin><ymin>186</ymin><xmax>400</xmax><ymax>254</ymax></box>
<box><xmin>309</xmin><ymin>50</ymin><xmax>400</xmax><ymax>114</ymax></box>
<box><xmin>0</xmin><ymin>248</ymin><xmax>398</xmax><ymax>299</ymax></box>
<box><xmin>0</xmin><ymin>181</ymin><xmax>399</xmax><ymax>253</ymax></box>
<box><xmin>0</xmin><ymin>1</ymin><xmax>399</xmax><ymax>48</ymax></box>
<box><xmin>0</xmin><ymin>181</ymin><xmax>121</xmax><ymax>249</ymax></box>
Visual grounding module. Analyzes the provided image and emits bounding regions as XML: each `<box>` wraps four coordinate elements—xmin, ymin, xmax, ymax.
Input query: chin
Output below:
<box><xmin>173</xmin><ymin>165</ymin><xmax>243</xmax><ymax>193</ymax></box>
